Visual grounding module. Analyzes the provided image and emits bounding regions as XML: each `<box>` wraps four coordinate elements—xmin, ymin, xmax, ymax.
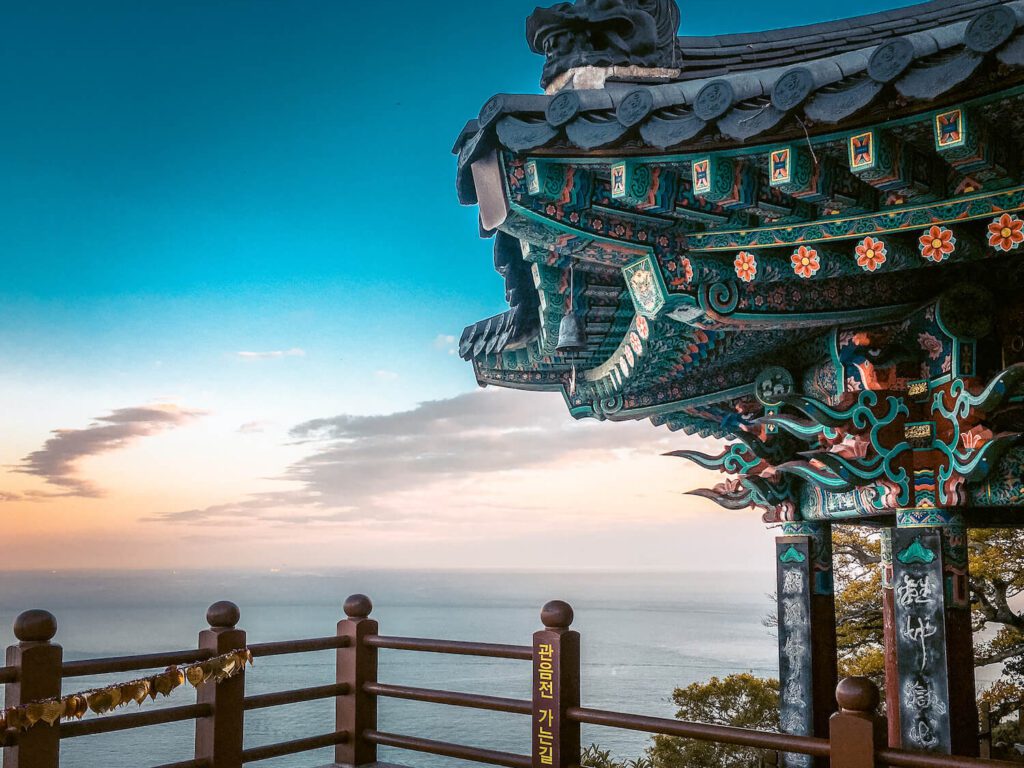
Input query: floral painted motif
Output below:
<box><xmin>791</xmin><ymin>246</ymin><xmax>820</xmax><ymax>279</ymax></box>
<box><xmin>988</xmin><ymin>213</ymin><xmax>1024</xmax><ymax>252</ymax></box>
<box><xmin>681</xmin><ymin>257</ymin><xmax>694</xmax><ymax>285</ymax></box>
<box><xmin>961</xmin><ymin>426</ymin><xmax>993</xmax><ymax>452</ymax></box>
<box><xmin>918</xmin><ymin>332</ymin><xmax>944</xmax><ymax>361</ymax></box>
<box><xmin>636</xmin><ymin>315</ymin><xmax>649</xmax><ymax>340</ymax></box>
<box><xmin>734</xmin><ymin>251</ymin><xmax>757</xmax><ymax>283</ymax></box>
<box><xmin>855</xmin><ymin>236</ymin><xmax>887</xmax><ymax>272</ymax></box>
<box><xmin>630</xmin><ymin>332</ymin><xmax>643</xmax><ymax>355</ymax></box>
<box><xmin>919</xmin><ymin>226</ymin><xmax>956</xmax><ymax>263</ymax></box>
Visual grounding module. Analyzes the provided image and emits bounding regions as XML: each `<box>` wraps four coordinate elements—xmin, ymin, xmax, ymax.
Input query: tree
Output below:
<box><xmin>970</xmin><ymin>528</ymin><xmax>1024</xmax><ymax>724</ymax></box>
<box><xmin>647</xmin><ymin>674</ymin><xmax>779</xmax><ymax>768</ymax></box>
<box><xmin>581</xmin><ymin>745</ymin><xmax>653</xmax><ymax>768</ymax></box>
<box><xmin>644</xmin><ymin>526</ymin><xmax>1024</xmax><ymax>766</ymax></box>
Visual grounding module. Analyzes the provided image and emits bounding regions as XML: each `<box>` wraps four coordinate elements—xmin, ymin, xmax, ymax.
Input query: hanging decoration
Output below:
<box><xmin>0</xmin><ymin>648</ymin><xmax>252</xmax><ymax>733</ymax></box>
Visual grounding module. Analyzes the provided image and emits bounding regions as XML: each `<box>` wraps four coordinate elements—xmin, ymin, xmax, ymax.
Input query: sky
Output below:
<box><xmin>0</xmin><ymin>0</ymin><xmax>920</xmax><ymax>572</ymax></box>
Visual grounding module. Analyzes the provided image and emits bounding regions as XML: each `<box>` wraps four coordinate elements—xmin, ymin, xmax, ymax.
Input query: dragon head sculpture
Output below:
<box><xmin>527</xmin><ymin>0</ymin><xmax>681</xmax><ymax>86</ymax></box>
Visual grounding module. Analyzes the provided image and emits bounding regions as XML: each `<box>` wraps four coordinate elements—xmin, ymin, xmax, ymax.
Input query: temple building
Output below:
<box><xmin>454</xmin><ymin>0</ymin><xmax>1024</xmax><ymax>762</ymax></box>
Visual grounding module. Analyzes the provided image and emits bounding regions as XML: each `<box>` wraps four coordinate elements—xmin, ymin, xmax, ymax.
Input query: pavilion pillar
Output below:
<box><xmin>880</xmin><ymin>528</ymin><xmax>902</xmax><ymax>747</ymax></box>
<box><xmin>891</xmin><ymin>515</ymin><xmax>977</xmax><ymax>756</ymax></box>
<box><xmin>776</xmin><ymin>522</ymin><xmax>837</xmax><ymax>768</ymax></box>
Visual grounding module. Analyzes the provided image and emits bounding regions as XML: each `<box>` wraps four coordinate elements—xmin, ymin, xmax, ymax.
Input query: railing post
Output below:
<box><xmin>195</xmin><ymin>601</ymin><xmax>245</xmax><ymax>768</ymax></box>
<box><xmin>532</xmin><ymin>601</ymin><xmax>580</xmax><ymax>768</ymax></box>
<box><xmin>4</xmin><ymin>611</ymin><xmax>62</xmax><ymax>768</ymax></box>
<box><xmin>336</xmin><ymin>594</ymin><xmax>377</xmax><ymax>768</ymax></box>
<box><xmin>979</xmin><ymin>702</ymin><xmax>992</xmax><ymax>759</ymax></box>
<box><xmin>829</xmin><ymin>678</ymin><xmax>886</xmax><ymax>768</ymax></box>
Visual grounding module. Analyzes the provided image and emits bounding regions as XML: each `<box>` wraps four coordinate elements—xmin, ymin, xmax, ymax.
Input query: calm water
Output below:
<box><xmin>0</xmin><ymin>570</ymin><xmax>779</xmax><ymax>767</ymax></box>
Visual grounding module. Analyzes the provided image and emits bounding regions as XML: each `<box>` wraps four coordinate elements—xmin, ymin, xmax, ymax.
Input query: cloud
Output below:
<box><xmin>14</xmin><ymin>404</ymin><xmax>205</xmax><ymax>497</ymax></box>
<box><xmin>0</xmin><ymin>492</ymin><xmax>21</xmax><ymax>503</ymax></box>
<box><xmin>432</xmin><ymin>334</ymin><xmax>457</xmax><ymax>355</ymax></box>
<box><xmin>238</xmin><ymin>421</ymin><xmax>272</xmax><ymax>434</ymax></box>
<box><xmin>236</xmin><ymin>348</ymin><xmax>305</xmax><ymax>361</ymax></box>
<box><xmin>153</xmin><ymin>389</ymin><xmax>707</xmax><ymax>526</ymax></box>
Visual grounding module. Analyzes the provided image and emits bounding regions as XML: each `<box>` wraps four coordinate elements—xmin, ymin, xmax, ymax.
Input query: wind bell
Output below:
<box><xmin>556</xmin><ymin>263</ymin><xmax>587</xmax><ymax>354</ymax></box>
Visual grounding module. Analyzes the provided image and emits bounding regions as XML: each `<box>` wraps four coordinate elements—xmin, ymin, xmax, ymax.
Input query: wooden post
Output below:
<box><xmin>335</xmin><ymin>594</ymin><xmax>377</xmax><ymax>768</ymax></box>
<box><xmin>880</xmin><ymin>528</ymin><xmax>902</xmax><ymax>747</ymax></box>
<box><xmin>4</xmin><ymin>611</ymin><xmax>62</xmax><ymax>768</ymax></box>
<box><xmin>979</xmin><ymin>702</ymin><xmax>992</xmax><ymax>759</ymax></box>
<box><xmin>532</xmin><ymin>600</ymin><xmax>580</xmax><ymax>768</ymax></box>
<box><xmin>829</xmin><ymin>677</ymin><xmax>886</xmax><ymax>768</ymax></box>
<box><xmin>195</xmin><ymin>601</ymin><xmax>245</xmax><ymax>768</ymax></box>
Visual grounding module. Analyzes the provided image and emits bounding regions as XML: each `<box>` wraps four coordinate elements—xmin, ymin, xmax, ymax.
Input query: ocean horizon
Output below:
<box><xmin>0</xmin><ymin>568</ymin><xmax>779</xmax><ymax>767</ymax></box>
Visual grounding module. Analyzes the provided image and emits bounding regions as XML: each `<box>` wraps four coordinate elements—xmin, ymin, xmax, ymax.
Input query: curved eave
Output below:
<box><xmin>455</xmin><ymin>0</ymin><xmax>1024</xmax><ymax>205</ymax></box>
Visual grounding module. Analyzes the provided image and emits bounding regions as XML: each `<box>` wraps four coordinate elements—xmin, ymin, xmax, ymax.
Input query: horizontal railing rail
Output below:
<box><xmin>243</xmin><ymin>682</ymin><xmax>349</xmax><ymax>711</ymax></box>
<box><xmin>366</xmin><ymin>681</ymin><xmax>532</xmax><ymax>715</ymax></box>
<box><xmin>247</xmin><ymin>635</ymin><xmax>348</xmax><ymax>658</ymax></box>
<box><xmin>877</xmin><ymin>749</ymin><xmax>1024</xmax><ymax>768</ymax></box>
<box><xmin>365</xmin><ymin>729</ymin><xmax>532</xmax><ymax>768</ymax></box>
<box><xmin>59</xmin><ymin>703</ymin><xmax>212</xmax><ymax>739</ymax></box>
<box><xmin>150</xmin><ymin>759</ymin><xmax>210</xmax><ymax>768</ymax></box>
<box><xmin>364</xmin><ymin>634</ymin><xmax>532</xmax><ymax>660</ymax></box>
<box><xmin>3</xmin><ymin>594</ymin><xmax>1021</xmax><ymax>768</ymax></box>
<box><xmin>239</xmin><ymin>730</ymin><xmax>348</xmax><ymax>764</ymax></box>
<box><xmin>62</xmin><ymin>649</ymin><xmax>214</xmax><ymax>678</ymax></box>
<box><xmin>568</xmin><ymin>705</ymin><xmax>831</xmax><ymax>758</ymax></box>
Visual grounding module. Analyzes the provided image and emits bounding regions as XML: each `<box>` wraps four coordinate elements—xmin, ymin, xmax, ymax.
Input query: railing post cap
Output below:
<box><xmin>14</xmin><ymin>609</ymin><xmax>57</xmax><ymax>643</ymax></box>
<box><xmin>836</xmin><ymin>676</ymin><xmax>881</xmax><ymax>713</ymax></box>
<box><xmin>344</xmin><ymin>594</ymin><xmax>373</xmax><ymax>619</ymax></box>
<box><xmin>541</xmin><ymin>600</ymin><xmax>574</xmax><ymax>629</ymax></box>
<box><xmin>207</xmin><ymin>601</ymin><xmax>240</xmax><ymax>629</ymax></box>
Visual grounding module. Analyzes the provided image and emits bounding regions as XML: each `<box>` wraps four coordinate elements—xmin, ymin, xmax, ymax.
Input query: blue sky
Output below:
<box><xmin>1</xmin><ymin>0</ymin><xmax>919</xmax><ymax>569</ymax></box>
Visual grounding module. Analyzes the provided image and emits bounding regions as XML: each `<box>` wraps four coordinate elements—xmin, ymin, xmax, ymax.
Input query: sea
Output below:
<box><xmin>0</xmin><ymin>569</ymin><xmax>779</xmax><ymax>767</ymax></box>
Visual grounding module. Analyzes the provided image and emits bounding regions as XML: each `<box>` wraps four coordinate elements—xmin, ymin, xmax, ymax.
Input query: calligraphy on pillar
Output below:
<box><xmin>892</xmin><ymin>530</ymin><xmax>952</xmax><ymax>753</ymax></box>
<box><xmin>534</xmin><ymin>641</ymin><xmax>557</xmax><ymax>766</ymax></box>
<box><xmin>776</xmin><ymin>540</ymin><xmax>814</xmax><ymax>768</ymax></box>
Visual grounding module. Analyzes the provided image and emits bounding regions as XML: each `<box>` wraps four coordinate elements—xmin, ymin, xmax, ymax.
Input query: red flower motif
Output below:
<box><xmin>919</xmin><ymin>226</ymin><xmax>956</xmax><ymax>263</ymax></box>
<box><xmin>791</xmin><ymin>246</ymin><xmax>820</xmax><ymax>279</ymax></box>
<box><xmin>681</xmin><ymin>257</ymin><xmax>694</xmax><ymax>284</ymax></box>
<box><xmin>988</xmin><ymin>213</ymin><xmax>1024</xmax><ymax>252</ymax></box>
<box><xmin>734</xmin><ymin>252</ymin><xmax>757</xmax><ymax>283</ymax></box>
<box><xmin>855</xmin><ymin>237</ymin><xmax>887</xmax><ymax>272</ymax></box>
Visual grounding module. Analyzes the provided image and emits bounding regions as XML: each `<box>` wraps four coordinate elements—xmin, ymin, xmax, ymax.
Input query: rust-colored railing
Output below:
<box><xmin>1</xmin><ymin>595</ymin><xmax>1020</xmax><ymax>768</ymax></box>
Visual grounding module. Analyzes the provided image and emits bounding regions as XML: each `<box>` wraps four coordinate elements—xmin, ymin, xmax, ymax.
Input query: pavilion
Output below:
<box><xmin>454</xmin><ymin>0</ymin><xmax>1024</xmax><ymax>762</ymax></box>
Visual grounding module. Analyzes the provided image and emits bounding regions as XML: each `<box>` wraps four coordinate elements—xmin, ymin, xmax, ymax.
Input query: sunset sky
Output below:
<box><xmin>2</xmin><ymin>0</ymin><xmax>916</xmax><ymax>571</ymax></box>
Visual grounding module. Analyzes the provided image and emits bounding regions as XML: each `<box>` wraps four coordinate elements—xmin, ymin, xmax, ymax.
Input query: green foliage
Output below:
<box><xmin>580</xmin><ymin>745</ymin><xmax>653</xmax><ymax>768</ymax></box>
<box><xmin>597</xmin><ymin>528</ymin><xmax>1024</xmax><ymax>767</ymax></box>
<box><xmin>647</xmin><ymin>674</ymin><xmax>779</xmax><ymax>768</ymax></box>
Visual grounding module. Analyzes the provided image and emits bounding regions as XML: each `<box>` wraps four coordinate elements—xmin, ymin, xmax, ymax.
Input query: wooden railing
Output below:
<box><xmin>1</xmin><ymin>595</ymin><xmax>1020</xmax><ymax>768</ymax></box>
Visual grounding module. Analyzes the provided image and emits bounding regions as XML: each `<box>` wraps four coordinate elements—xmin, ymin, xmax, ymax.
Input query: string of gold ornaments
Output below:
<box><xmin>0</xmin><ymin>648</ymin><xmax>252</xmax><ymax>732</ymax></box>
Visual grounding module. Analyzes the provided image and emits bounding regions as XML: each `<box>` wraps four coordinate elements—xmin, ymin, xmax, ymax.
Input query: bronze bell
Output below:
<box><xmin>556</xmin><ymin>311</ymin><xmax>587</xmax><ymax>354</ymax></box>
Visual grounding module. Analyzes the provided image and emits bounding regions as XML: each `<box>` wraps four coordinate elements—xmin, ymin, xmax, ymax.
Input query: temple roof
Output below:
<box><xmin>454</xmin><ymin>0</ymin><xmax>1024</xmax><ymax>440</ymax></box>
<box><xmin>667</xmin><ymin>0</ymin><xmax>1000</xmax><ymax>82</ymax></box>
<box><xmin>456</xmin><ymin>0</ymin><xmax>1024</xmax><ymax>195</ymax></box>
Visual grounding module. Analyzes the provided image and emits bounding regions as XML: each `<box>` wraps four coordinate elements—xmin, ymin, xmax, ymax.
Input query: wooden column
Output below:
<box><xmin>891</xmin><ymin>521</ymin><xmax>978</xmax><ymax>756</ymax></box>
<box><xmin>880</xmin><ymin>528</ymin><xmax>902</xmax><ymax>747</ymax></box>
<box><xmin>532</xmin><ymin>601</ymin><xmax>580</xmax><ymax>768</ymax></box>
<box><xmin>195</xmin><ymin>601</ymin><xmax>245</xmax><ymax>768</ymax></box>
<box><xmin>335</xmin><ymin>594</ymin><xmax>377</xmax><ymax>768</ymax></box>
<box><xmin>776</xmin><ymin>523</ymin><xmax>837</xmax><ymax>768</ymax></box>
<box><xmin>4</xmin><ymin>611</ymin><xmax>62</xmax><ymax>768</ymax></box>
<box><xmin>829</xmin><ymin>677</ymin><xmax>887</xmax><ymax>768</ymax></box>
